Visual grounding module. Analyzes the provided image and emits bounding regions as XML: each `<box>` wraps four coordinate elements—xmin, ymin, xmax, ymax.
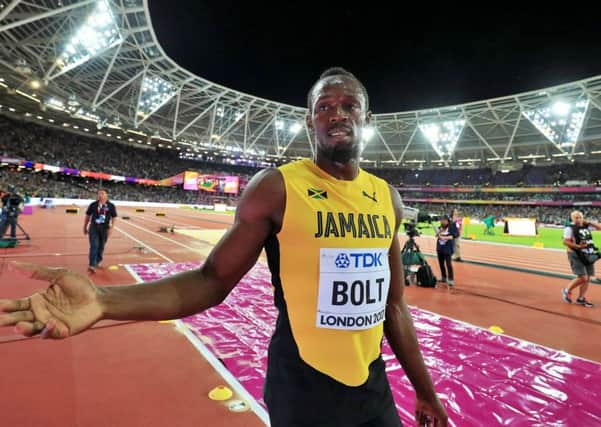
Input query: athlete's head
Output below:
<box><xmin>571</xmin><ymin>210</ymin><xmax>584</xmax><ymax>226</ymax></box>
<box><xmin>306</xmin><ymin>67</ymin><xmax>371</xmax><ymax>164</ymax></box>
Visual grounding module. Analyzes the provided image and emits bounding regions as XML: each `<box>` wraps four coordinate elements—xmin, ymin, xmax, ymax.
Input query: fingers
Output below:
<box><xmin>15</xmin><ymin>320</ymin><xmax>65</xmax><ymax>339</ymax></box>
<box><xmin>15</xmin><ymin>320</ymin><xmax>45</xmax><ymax>337</ymax></box>
<box><xmin>0</xmin><ymin>297</ymin><xmax>31</xmax><ymax>312</ymax></box>
<box><xmin>0</xmin><ymin>309</ymin><xmax>34</xmax><ymax>326</ymax></box>
<box><xmin>10</xmin><ymin>262</ymin><xmax>66</xmax><ymax>282</ymax></box>
<box><xmin>415</xmin><ymin>409</ymin><xmax>439</xmax><ymax>427</ymax></box>
<box><xmin>417</xmin><ymin>410</ymin><xmax>447</xmax><ymax>427</ymax></box>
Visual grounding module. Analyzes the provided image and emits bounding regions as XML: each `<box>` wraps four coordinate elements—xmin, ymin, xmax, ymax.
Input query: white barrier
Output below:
<box><xmin>27</xmin><ymin>198</ymin><xmax>236</xmax><ymax>212</ymax></box>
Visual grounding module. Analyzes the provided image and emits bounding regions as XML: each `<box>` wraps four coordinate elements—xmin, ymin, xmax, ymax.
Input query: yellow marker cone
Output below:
<box><xmin>489</xmin><ymin>325</ymin><xmax>504</xmax><ymax>334</ymax></box>
<box><xmin>209</xmin><ymin>385</ymin><xmax>233</xmax><ymax>401</ymax></box>
<box><xmin>108</xmin><ymin>265</ymin><xmax>119</xmax><ymax>271</ymax></box>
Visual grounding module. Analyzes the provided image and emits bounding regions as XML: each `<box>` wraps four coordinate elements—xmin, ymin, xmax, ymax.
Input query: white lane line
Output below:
<box><xmin>115</xmin><ymin>226</ymin><xmax>175</xmax><ymax>263</ymax></box>
<box><xmin>130</xmin><ymin>214</ymin><xmax>204</xmax><ymax>229</ymax></box>
<box><xmin>118</xmin><ymin>219</ymin><xmax>210</xmax><ymax>252</ymax></box>
<box><xmin>123</xmin><ymin>261</ymin><xmax>269</xmax><ymax>425</ymax></box>
<box><xmin>174</xmin><ymin>320</ymin><xmax>270</xmax><ymax>426</ymax></box>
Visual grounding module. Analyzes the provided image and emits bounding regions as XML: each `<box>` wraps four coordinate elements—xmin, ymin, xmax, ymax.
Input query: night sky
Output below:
<box><xmin>148</xmin><ymin>2</ymin><xmax>601</xmax><ymax>114</ymax></box>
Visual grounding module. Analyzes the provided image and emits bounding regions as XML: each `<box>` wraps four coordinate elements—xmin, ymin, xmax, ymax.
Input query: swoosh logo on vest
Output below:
<box><xmin>362</xmin><ymin>191</ymin><xmax>377</xmax><ymax>203</ymax></box>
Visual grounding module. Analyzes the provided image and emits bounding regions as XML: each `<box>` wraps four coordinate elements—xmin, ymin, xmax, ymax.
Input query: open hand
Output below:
<box><xmin>0</xmin><ymin>262</ymin><xmax>103</xmax><ymax>339</ymax></box>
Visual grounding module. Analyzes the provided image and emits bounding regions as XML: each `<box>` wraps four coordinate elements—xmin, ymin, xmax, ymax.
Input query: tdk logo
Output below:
<box><xmin>335</xmin><ymin>252</ymin><xmax>382</xmax><ymax>268</ymax></box>
<box><xmin>335</xmin><ymin>253</ymin><xmax>350</xmax><ymax>268</ymax></box>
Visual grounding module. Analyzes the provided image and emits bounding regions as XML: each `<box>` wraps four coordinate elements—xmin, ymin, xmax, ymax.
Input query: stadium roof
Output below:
<box><xmin>1</xmin><ymin>0</ymin><xmax>601</xmax><ymax>167</ymax></box>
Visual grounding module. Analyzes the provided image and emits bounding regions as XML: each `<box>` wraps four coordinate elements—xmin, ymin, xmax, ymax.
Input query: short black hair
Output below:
<box><xmin>307</xmin><ymin>67</ymin><xmax>369</xmax><ymax>111</ymax></box>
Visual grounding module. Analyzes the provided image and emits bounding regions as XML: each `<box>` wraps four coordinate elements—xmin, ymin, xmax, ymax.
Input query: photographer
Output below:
<box><xmin>0</xmin><ymin>185</ymin><xmax>24</xmax><ymax>240</ymax></box>
<box><xmin>435</xmin><ymin>215</ymin><xmax>459</xmax><ymax>287</ymax></box>
<box><xmin>562</xmin><ymin>210</ymin><xmax>601</xmax><ymax>308</ymax></box>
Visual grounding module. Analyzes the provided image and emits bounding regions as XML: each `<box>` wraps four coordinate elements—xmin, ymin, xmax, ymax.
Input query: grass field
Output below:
<box><xmin>179</xmin><ymin>206</ymin><xmax>599</xmax><ymax>249</ymax></box>
<box><xmin>416</xmin><ymin>222</ymin><xmax>601</xmax><ymax>250</ymax></box>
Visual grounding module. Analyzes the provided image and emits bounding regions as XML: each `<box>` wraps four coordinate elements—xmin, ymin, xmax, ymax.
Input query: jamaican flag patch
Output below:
<box><xmin>308</xmin><ymin>188</ymin><xmax>328</xmax><ymax>199</ymax></box>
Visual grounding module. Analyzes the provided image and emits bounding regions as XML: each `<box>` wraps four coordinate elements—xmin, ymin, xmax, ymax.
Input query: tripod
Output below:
<box><xmin>0</xmin><ymin>217</ymin><xmax>31</xmax><ymax>241</ymax></box>
<box><xmin>401</xmin><ymin>236</ymin><xmax>421</xmax><ymax>254</ymax></box>
<box><xmin>401</xmin><ymin>236</ymin><xmax>424</xmax><ymax>285</ymax></box>
<box><xmin>15</xmin><ymin>222</ymin><xmax>31</xmax><ymax>241</ymax></box>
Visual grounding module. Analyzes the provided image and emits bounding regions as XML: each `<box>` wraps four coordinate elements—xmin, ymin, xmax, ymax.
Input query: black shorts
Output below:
<box><xmin>264</xmin><ymin>352</ymin><xmax>403</xmax><ymax>427</ymax></box>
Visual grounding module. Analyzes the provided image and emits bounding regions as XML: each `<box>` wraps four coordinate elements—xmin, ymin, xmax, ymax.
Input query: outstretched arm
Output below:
<box><xmin>384</xmin><ymin>185</ymin><xmax>448</xmax><ymax>426</ymax></box>
<box><xmin>0</xmin><ymin>169</ymin><xmax>285</xmax><ymax>338</ymax></box>
<box><xmin>100</xmin><ymin>169</ymin><xmax>283</xmax><ymax>321</ymax></box>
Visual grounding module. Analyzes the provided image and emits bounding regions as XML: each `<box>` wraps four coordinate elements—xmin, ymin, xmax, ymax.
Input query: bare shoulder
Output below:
<box><xmin>235</xmin><ymin>168</ymin><xmax>286</xmax><ymax>231</ymax></box>
<box><xmin>387</xmin><ymin>183</ymin><xmax>403</xmax><ymax>228</ymax></box>
<box><xmin>240</xmin><ymin>168</ymin><xmax>285</xmax><ymax>203</ymax></box>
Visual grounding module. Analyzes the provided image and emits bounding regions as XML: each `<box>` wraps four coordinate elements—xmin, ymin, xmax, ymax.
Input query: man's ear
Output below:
<box><xmin>306</xmin><ymin>113</ymin><xmax>313</xmax><ymax>131</ymax></box>
<box><xmin>365</xmin><ymin>110</ymin><xmax>372</xmax><ymax>125</ymax></box>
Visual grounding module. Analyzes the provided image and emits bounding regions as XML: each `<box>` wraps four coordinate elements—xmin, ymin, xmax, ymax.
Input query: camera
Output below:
<box><xmin>2</xmin><ymin>186</ymin><xmax>23</xmax><ymax>218</ymax></box>
<box><xmin>401</xmin><ymin>206</ymin><xmax>441</xmax><ymax>239</ymax></box>
<box><xmin>4</xmin><ymin>194</ymin><xmax>22</xmax><ymax>217</ymax></box>
<box><xmin>403</xmin><ymin>221</ymin><xmax>420</xmax><ymax>238</ymax></box>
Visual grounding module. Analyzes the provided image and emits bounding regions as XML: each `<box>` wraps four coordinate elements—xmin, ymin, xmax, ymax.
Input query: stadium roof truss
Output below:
<box><xmin>1</xmin><ymin>0</ymin><xmax>601</xmax><ymax>166</ymax></box>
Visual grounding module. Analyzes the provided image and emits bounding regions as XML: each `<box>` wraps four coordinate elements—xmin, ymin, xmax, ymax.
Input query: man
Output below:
<box><xmin>0</xmin><ymin>68</ymin><xmax>447</xmax><ymax>426</ymax></box>
<box><xmin>83</xmin><ymin>189</ymin><xmax>117</xmax><ymax>272</ymax></box>
<box><xmin>562</xmin><ymin>210</ymin><xmax>601</xmax><ymax>308</ymax></box>
<box><xmin>0</xmin><ymin>185</ymin><xmax>24</xmax><ymax>240</ymax></box>
<box><xmin>449</xmin><ymin>208</ymin><xmax>462</xmax><ymax>261</ymax></box>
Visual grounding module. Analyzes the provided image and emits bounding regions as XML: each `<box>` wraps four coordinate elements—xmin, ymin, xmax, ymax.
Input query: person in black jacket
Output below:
<box><xmin>83</xmin><ymin>189</ymin><xmax>117</xmax><ymax>273</ymax></box>
<box><xmin>435</xmin><ymin>215</ymin><xmax>459</xmax><ymax>287</ymax></box>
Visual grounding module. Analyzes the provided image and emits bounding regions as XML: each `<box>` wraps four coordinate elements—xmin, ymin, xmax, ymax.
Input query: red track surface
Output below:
<box><xmin>1</xmin><ymin>206</ymin><xmax>600</xmax><ymax>426</ymax></box>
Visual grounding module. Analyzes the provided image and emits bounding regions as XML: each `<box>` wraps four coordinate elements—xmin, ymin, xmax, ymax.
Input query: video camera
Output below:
<box><xmin>2</xmin><ymin>188</ymin><xmax>23</xmax><ymax>218</ymax></box>
<box><xmin>402</xmin><ymin>206</ymin><xmax>441</xmax><ymax>239</ymax></box>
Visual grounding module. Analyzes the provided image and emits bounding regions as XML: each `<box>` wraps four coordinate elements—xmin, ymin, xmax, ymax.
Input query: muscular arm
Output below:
<box><xmin>384</xmin><ymin>185</ymin><xmax>438</xmax><ymax>400</ymax></box>
<box><xmin>98</xmin><ymin>169</ymin><xmax>285</xmax><ymax>321</ymax></box>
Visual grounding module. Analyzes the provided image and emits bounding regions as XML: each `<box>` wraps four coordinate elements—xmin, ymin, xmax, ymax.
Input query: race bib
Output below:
<box><xmin>317</xmin><ymin>248</ymin><xmax>390</xmax><ymax>331</ymax></box>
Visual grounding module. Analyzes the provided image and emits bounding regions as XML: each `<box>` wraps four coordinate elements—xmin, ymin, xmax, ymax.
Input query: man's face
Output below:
<box><xmin>572</xmin><ymin>213</ymin><xmax>584</xmax><ymax>226</ymax></box>
<box><xmin>307</xmin><ymin>76</ymin><xmax>370</xmax><ymax>163</ymax></box>
<box><xmin>98</xmin><ymin>190</ymin><xmax>108</xmax><ymax>203</ymax></box>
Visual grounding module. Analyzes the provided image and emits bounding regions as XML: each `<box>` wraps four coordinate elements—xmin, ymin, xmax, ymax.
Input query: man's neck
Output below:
<box><xmin>314</xmin><ymin>155</ymin><xmax>359</xmax><ymax>181</ymax></box>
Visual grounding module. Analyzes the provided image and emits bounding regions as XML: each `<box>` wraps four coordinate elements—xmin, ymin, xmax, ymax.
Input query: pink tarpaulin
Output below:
<box><xmin>130</xmin><ymin>262</ymin><xmax>601</xmax><ymax>426</ymax></box>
